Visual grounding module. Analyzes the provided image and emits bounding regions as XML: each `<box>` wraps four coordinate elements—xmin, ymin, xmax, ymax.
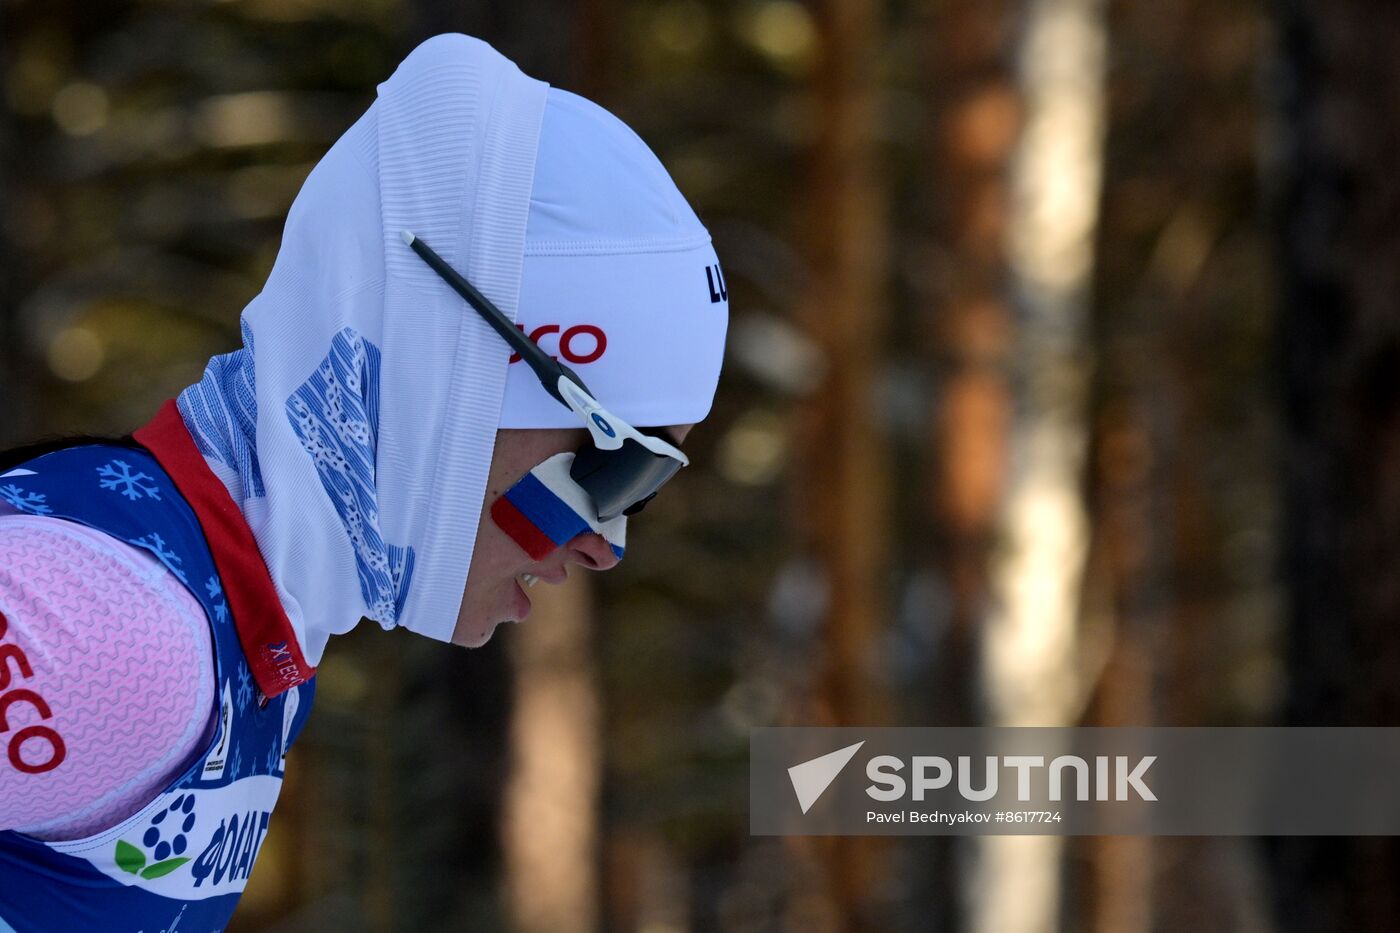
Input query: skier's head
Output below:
<box><xmin>451</xmin><ymin>86</ymin><xmax>727</xmax><ymax>646</ymax></box>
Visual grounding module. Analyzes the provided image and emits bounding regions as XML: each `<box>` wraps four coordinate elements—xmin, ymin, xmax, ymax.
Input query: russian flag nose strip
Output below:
<box><xmin>490</xmin><ymin>452</ymin><xmax>627</xmax><ymax>563</ymax></box>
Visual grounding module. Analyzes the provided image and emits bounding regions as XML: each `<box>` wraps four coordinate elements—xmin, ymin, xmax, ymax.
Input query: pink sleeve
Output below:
<box><xmin>0</xmin><ymin>511</ymin><xmax>217</xmax><ymax>841</ymax></box>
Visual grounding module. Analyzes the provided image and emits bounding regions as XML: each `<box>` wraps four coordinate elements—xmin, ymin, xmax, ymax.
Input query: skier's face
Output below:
<box><xmin>452</xmin><ymin>422</ymin><xmax>693</xmax><ymax>648</ymax></box>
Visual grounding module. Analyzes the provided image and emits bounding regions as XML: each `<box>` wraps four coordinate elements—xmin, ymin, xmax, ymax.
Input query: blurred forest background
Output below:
<box><xmin>3</xmin><ymin>0</ymin><xmax>1398</xmax><ymax>931</ymax></box>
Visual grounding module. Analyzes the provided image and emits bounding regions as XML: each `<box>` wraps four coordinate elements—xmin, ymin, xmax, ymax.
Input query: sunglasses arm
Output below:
<box><xmin>556</xmin><ymin>376</ymin><xmax>690</xmax><ymax>466</ymax></box>
<box><xmin>557</xmin><ymin>376</ymin><xmax>630</xmax><ymax>451</ymax></box>
<box><xmin>402</xmin><ymin>230</ymin><xmax>598</xmax><ymax>410</ymax></box>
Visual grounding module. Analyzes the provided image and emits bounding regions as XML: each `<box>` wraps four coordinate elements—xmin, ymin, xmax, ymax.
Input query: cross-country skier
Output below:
<box><xmin>0</xmin><ymin>33</ymin><xmax>727</xmax><ymax>931</ymax></box>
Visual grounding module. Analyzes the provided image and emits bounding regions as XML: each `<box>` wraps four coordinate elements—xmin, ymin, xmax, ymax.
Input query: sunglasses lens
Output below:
<box><xmin>571</xmin><ymin>437</ymin><xmax>683</xmax><ymax>522</ymax></box>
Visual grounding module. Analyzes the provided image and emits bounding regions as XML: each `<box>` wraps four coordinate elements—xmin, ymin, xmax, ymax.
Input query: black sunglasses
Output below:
<box><xmin>401</xmin><ymin>231</ymin><xmax>688</xmax><ymax>522</ymax></box>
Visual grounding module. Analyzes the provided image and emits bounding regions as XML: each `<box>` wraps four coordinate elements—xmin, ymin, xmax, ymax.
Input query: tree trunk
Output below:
<box><xmin>501</xmin><ymin>576</ymin><xmax>603</xmax><ymax>933</ymax></box>
<box><xmin>1269</xmin><ymin>1</ymin><xmax>1400</xmax><ymax>930</ymax></box>
<box><xmin>1076</xmin><ymin>0</ymin><xmax>1275</xmax><ymax>929</ymax></box>
<box><xmin>789</xmin><ymin>0</ymin><xmax>893</xmax><ymax>928</ymax></box>
<box><xmin>919</xmin><ymin>1</ymin><xmax>1019</xmax><ymax>926</ymax></box>
<box><xmin>972</xmin><ymin>0</ymin><xmax>1109</xmax><ymax>930</ymax></box>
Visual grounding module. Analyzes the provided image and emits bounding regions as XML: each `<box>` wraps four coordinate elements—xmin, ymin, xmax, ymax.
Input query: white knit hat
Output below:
<box><xmin>497</xmin><ymin>87</ymin><xmax>730</xmax><ymax>429</ymax></box>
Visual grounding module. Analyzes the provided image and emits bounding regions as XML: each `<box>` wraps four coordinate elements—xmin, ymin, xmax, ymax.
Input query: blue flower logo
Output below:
<box><xmin>115</xmin><ymin>792</ymin><xmax>197</xmax><ymax>879</ymax></box>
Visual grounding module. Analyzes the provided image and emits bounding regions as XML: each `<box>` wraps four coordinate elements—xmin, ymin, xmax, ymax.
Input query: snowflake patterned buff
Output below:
<box><xmin>170</xmin><ymin>34</ymin><xmax>727</xmax><ymax>663</ymax></box>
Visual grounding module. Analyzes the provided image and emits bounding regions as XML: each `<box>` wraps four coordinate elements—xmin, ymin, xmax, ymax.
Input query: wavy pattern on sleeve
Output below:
<box><xmin>0</xmin><ymin>516</ymin><xmax>217</xmax><ymax>841</ymax></box>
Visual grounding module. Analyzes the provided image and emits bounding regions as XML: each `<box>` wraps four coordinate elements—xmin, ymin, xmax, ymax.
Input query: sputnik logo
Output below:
<box><xmin>788</xmin><ymin>741</ymin><xmax>865</xmax><ymax>814</ymax></box>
